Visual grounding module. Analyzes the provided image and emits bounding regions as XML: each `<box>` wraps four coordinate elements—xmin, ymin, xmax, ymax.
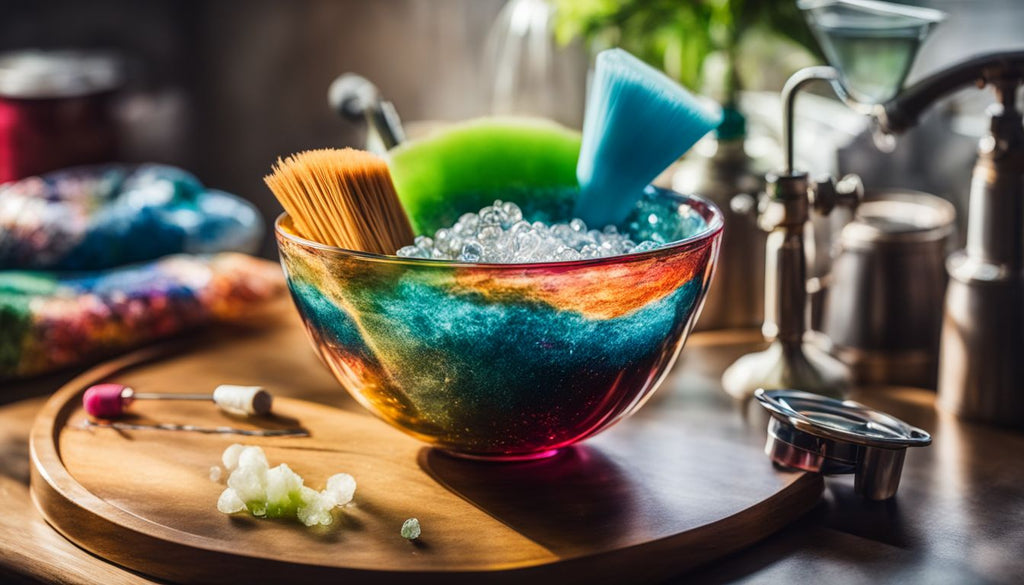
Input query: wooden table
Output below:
<box><xmin>2</xmin><ymin>299</ymin><xmax>1022</xmax><ymax>584</ymax></box>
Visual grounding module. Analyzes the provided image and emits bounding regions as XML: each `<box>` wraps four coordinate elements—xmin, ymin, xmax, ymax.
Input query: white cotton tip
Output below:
<box><xmin>209</xmin><ymin>465</ymin><xmax>223</xmax><ymax>482</ymax></box>
<box><xmin>324</xmin><ymin>473</ymin><xmax>357</xmax><ymax>507</ymax></box>
<box><xmin>217</xmin><ymin>488</ymin><xmax>246</xmax><ymax>514</ymax></box>
<box><xmin>222</xmin><ymin>443</ymin><xmax>246</xmax><ymax>470</ymax></box>
<box><xmin>213</xmin><ymin>385</ymin><xmax>273</xmax><ymax>416</ymax></box>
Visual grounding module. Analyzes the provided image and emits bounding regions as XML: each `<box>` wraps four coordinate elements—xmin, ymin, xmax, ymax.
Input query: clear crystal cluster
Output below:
<box><xmin>215</xmin><ymin>444</ymin><xmax>356</xmax><ymax>527</ymax></box>
<box><xmin>397</xmin><ymin>200</ymin><xmax>662</xmax><ymax>263</ymax></box>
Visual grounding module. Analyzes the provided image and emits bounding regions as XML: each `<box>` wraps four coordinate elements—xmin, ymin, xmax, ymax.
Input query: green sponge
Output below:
<box><xmin>387</xmin><ymin>117</ymin><xmax>581</xmax><ymax>234</ymax></box>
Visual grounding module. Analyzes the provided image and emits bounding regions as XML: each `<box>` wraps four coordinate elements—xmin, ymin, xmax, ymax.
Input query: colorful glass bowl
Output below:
<box><xmin>275</xmin><ymin>188</ymin><xmax>723</xmax><ymax>459</ymax></box>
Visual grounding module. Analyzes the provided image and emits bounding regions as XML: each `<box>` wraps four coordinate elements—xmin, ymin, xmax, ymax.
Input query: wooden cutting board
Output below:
<box><xmin>29</xmin><ymin>303</ymin><xmax>822</xmax><ymax>585</ymax></box>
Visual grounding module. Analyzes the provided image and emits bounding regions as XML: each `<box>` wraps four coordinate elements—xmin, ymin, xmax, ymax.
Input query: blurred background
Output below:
<box><xmin>2</xmin><ymin>0</ymin><xmax>1023</xmax><ymax>256</ymax></box>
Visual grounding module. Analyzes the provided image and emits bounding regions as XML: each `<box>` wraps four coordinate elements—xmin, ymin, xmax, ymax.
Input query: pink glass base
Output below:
<box><xmin>438</xmin><ymin>448</ymin><xmax>562</xmax><ymax>462</ymax></box>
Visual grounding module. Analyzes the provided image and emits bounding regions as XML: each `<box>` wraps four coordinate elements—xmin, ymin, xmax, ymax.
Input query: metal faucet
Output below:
<box><xmin>876</xmin><ymin>52</ymin><xmax>1024</xmax><ymax>427</ymax></box>
<box><xmin>722</xmin><ymin>67</ymin><xmax>861</xmax><ymax>404</ymax></box>
<box><xmin>727</xmin><ymin>51</ymin><xmax>1024</xmax><ymax>427</ymax></box>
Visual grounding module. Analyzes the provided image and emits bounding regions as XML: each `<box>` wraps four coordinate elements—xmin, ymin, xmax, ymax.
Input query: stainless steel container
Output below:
<box><xmin>821</xmin><ymin>190</ymin><xmax>955</xmax><ymax>388</ymax></box>
<box><xmin>937</xmin><ymin>85</ymin><xmax>1024</xmax><ymax>427</ymax></box>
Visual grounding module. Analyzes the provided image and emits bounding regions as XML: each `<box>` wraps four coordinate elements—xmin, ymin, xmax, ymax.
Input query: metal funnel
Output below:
<box><xmin>799</xmin><ymin>0</ymin><xmax>945</xmax><ymax>105</ymax></box>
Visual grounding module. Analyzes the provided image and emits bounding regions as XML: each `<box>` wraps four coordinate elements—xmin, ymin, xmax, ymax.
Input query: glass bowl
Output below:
<box><xmin>275</xmin><ymin>187</ymin><xmax>722</xmax><ymax>459</ymax></box>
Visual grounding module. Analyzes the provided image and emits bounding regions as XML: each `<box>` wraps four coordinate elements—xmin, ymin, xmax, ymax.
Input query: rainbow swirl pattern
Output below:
<box><xmin>276</xmin><ymin>188</ymin><xmax>722</xmax><ymax>458</ymax></box>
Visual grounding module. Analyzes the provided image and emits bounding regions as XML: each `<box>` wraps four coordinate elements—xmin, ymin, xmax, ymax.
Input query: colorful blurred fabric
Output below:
<box><xmin>0</xmin><ymin>164</ymin><xmax>262</xmax><ymax>270</ymax></box>
<box><xmin>0</xmin><ymin>164</ymin><xmax>282</xmax><ymax>380</ymax></box>
<box><xmin>0</xmin><ymin>253</ymin><xmax>284</xmax><ymax>379</ymax></box>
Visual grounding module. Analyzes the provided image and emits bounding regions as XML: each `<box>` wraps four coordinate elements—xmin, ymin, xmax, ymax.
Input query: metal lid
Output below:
<box><xmin>757</xmin><ymin>388</ymin><xmax>931</xmax><ymax>447</ymax></box>
<box><xmin>0</xmin><ymin>50</ymin><xmax>122</xmax><ymax>99</ymax></box>
<box><xmin>755</xmin><ymin>388</ymin><xmax>931</xmax><ymax>500</ymax></box>
<box><xmin>841</xmin><ymin>190</ymin><xmax>955</xmax><ymax>248</ymax></box>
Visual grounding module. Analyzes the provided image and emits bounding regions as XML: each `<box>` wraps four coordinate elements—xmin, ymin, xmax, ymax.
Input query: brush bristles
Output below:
<box><xmin>575</xmin><ymin>48</ymin><xmax>723</xmax><ymax>227</ymax></box>
<box><xmin>265</xmin><ymin>148</ymin><xmax>414</xmax><ymax>255</ymax></box>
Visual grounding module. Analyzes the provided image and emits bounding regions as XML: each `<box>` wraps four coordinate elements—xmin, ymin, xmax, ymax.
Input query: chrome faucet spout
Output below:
<box><xmin>878</xmin><ymin>51</ymin><xmax>1024</xmax><ymax>134</ymax></box>
<box><xmin>781</xmin><ymin>66</ymin><xmax>855</xmax><ymax>174</ymax></box>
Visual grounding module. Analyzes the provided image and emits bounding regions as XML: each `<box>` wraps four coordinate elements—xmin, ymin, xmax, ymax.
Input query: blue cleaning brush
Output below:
<box><xmin>574</xmin><ymin>48</ymin><xmax>723</xmax><ymax>227</ymax></box>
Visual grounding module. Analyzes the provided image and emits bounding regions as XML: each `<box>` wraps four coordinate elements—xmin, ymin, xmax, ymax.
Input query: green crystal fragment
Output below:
<box><xmin>401</xmin><ymin>518</ymin><xmax>421</xmax><ymax>540</ymax></box>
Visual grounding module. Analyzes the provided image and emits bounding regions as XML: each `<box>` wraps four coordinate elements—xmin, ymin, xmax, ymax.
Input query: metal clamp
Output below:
<box><xmin>755</xmin><ymin>389</ymin><xmax>931</xmax><ymax>500</ymax></box>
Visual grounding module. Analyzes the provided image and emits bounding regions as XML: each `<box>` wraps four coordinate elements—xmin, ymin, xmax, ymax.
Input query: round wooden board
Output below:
<box><xmin>30</xmin><ymin>303</ymin><xmax>823</xmax><ymax>584</ymax></box>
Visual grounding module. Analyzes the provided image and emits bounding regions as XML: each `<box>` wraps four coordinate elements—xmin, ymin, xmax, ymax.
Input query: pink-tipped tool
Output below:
<box><xmin>83</xmin><ymin>383</ymin><xmax>134</xmax><ymax>418</ymax></box>
<box><xmin>82</xmin><ymin>383</ymin><xmax>273</xmax><ymax>419</ymax></box>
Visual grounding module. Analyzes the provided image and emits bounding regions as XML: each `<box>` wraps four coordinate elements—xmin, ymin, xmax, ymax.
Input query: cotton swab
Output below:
<box><xmin>83</xmin><ymin>383</ymin><xmax>273</xmax><ymax>419</ymax></box>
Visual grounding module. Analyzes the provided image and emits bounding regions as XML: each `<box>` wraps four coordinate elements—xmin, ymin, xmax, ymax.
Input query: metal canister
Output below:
<box><xmin>821</xmin><ymin>190</ymin><xmax>955</xmax><ymax>388</ymax></box>
<box><xmin>0</xmin><ymin>50</ymin><xmax>122</xmax><ymax>182</ymax></box>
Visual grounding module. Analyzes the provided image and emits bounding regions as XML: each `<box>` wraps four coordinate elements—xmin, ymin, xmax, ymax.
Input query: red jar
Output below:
<box><xmin>0</xmin><ymin>51</ymin><xmax>122</xmax><ymax>183</ymax></box>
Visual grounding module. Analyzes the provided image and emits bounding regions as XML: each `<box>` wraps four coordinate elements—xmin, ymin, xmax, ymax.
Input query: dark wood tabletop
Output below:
<box><xmin>1</xmin><ymin>305</ymin><xmax>1022</xmax><ymax>585</ymax></box>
